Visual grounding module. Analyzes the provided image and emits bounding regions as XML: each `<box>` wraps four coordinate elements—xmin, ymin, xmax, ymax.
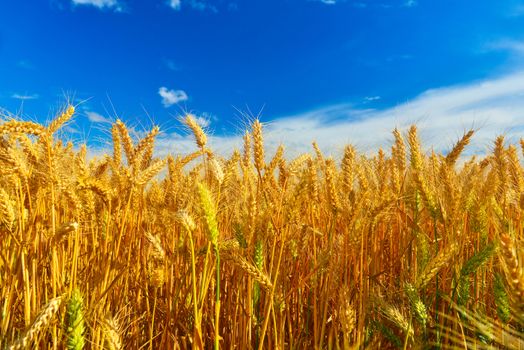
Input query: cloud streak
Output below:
<box><xmin>154</xmin><ymin>70</ymin><xmax>524</xmax><ymax>159</ymax></box>
<box><xmin>85</xmin><ymin>111</ymin><xmax>111</xmax><ymax>124</ymax></box>
<box><xmin>487</xmin><ymin>39</ymin><xmax>524</xmax><ymax>55</ymax></box>
<box><xmin>364</xmin><ymin>96</ymin><xmax>381</xmax><ymax>102</ymax></box>
<box><xmin>403</xmin><ymin>0</ymin><xmax>417</xmax><ymax>8</ymax></box>
<box><xmin>71</xmin><ymin>0</ymin><xmax>122</xmax><ymax>11</ymax></box>
<box><xmin>11</xmin><ymin>93</ymin><xmax>39</xmax><ymax>100</ymax></box>
<box><xmin>167</xmin><ymin>0</ymin><xmax>217</xmax><ymax>12</ymax></box>
<box><xmin>188</xmin><ymin>0</ymin><xmax>217</xmax><ymax>12</ymax></box>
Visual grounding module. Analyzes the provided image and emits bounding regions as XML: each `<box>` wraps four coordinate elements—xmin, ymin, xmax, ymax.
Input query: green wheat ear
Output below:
<box><xmin>197</xmin><ymin>182</ymin><xmax>219</xmax><ymax>247</ymax></box>
<box><xmin>455</xmin><ymin>243</ymin><xmax>496</xmax><ymax>308</ymax></box>
<box><xmin>494</xmin><ymin>273</ymin><xmax>510</xmax><ymax>323</ymax></box>
<box><xmin>65</xmin><ymin>288</ymin><xmax>85</xmax><ymax>350</ymax></box>
<box><xmin>457</xmin><ymin>277</ymin><xmax>470</xmax><ymax>307</ymax></box>
<box><xmin>404</xmin><ymin>283</ymin><xmax>428</xmax><ymax>328</ymax></box>
<box><xmin>460</xmin><ymin>243</ymin><xmax>496</xmax><ymax>277</ymax></box>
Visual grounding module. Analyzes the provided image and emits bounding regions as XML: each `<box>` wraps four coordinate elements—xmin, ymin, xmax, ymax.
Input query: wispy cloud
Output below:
<box><xmin>403</xmin><ymin>0</ymin><xmax>417</xmax><ymax>8</ymax></box>
<box><xmin>364</xmin><ymin>96</ymin><xmax>381</xmax><ymax>102</ymax></box>
<box><xmin>154</xmin><ymin>70</ymin><xmax>524</xmax><ymax>158</ymax></box>
<box><xmin>188</xmin><ymin>0</ymin><xmax>217</xmax><ymax>12</ymax></box>
<box><xmin>85</xmin><ymin>111</ymin><xmax>111</xmax><ymax>124</ymax></box>
<box><xmin>167</xmin><ymin>0</ymin><xmax>217</xmax><ymax>12</ymax></box>
<box><xmin>487</xmin><ymin>39</ymin><xmax>524</xmax><ymax>55</ymax></box>
<box><xmin>11</xmin><ymin>93</ymin><xmax>39</xmax><ymax>100</ymax></box>
<box><xmin>158</xmin><ymin>87</ymin><xmax>188</xmax><ymax>107</ymax></box>
<box><xmin>167</xmin><ymin>0</ymin><xmax>181</xmax><ymax>10</ymax></box>
<box><xmin>63</xmin><ymin>125</ymin><xmax>81</xmax><ymax>134</ymax></box>
<box><xmin>71</xmin><ymin>0</ymin><xmax>123</xmax><ymax>11</ymax></box>
<box><xmin>351</xmin><ymin>1</ymin><xmax>418</xmax><ymax>9</ymax></box>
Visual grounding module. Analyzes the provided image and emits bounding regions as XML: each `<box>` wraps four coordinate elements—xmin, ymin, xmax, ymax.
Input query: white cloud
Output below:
<box><xmin>86</xmin><ymin>111</ymin><xmax>111</xmax><ymax>124</ymax></box>
<box><xmin>168</xmin><ymin>0</ymin><xmax>181</xmax><ymax>10</ymax></box>
<box><xmin>63</xmin><ymin>125</ymin><xmax>81</xmax><ymax>134</ymax></box>
<box><xmin>351</xmin><ymin>1</ymin><xmax>419</xmax><ymax>9</ymax></box>
<box><xmin>154</xmin><ymin>70</ymin><xmax>524</xmax><ymax>159</ymax></box>
<box><xmin>166</xmin><ymin>0</ymin><xmax>217</xmax><ymax>12</ymax></box>
<box><xmin>320</xmin><ymin>0</ymin><xmax>337</xmax><ymax>4</ymax></box>
<box><xmin>364</xmin><ymin>96</ymin><xmax>381</xmax><ymax>102</ymax></box>
<box><xmin>71</xmin><ymin>0</ymin><xmax>122</xmax><ymax>10</ymax></box>
<box><xmin>488</xmin><ymin>39</ymin><xmax>524</xmax><ymax>55</ymax></box>
<box><xmin>158</xmin><ymin>87</ymin><xmax>188</xmax><ymax>107</ymax></box>
<box><xmin>11</xmin><ymin>93</ymin><xmax>39</xmax><ymax>100</ymax></box>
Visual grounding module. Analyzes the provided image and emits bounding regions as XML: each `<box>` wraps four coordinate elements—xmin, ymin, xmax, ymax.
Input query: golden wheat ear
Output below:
<box><xmin>0</xmin><ymin>188</ymin><xmax>15</xmax><ymax>231</ymax></box>
<box><xmin>115</xmin><ymin>119</ymin><xmax>135</xmax><ymax>165</ymax></box>
<box><xmin>444</xmin><ymin>129</ymin><xmax>474</xmax><ymax>167</ymax></box>
<box><xmin>251</xmin><ymin>119</ymin><xmax>265</xmax><ymax>174</ymax></box>
<box><xmin>133</xmin><ymin>125</ymin><xmax>160</xmax><ymax>170</ymax></box>
<box><xmin>7</xmin><ymin>295</ymin><xmax>64</xmax><ymax>350</ymax></box>
<box><xmin>47</xmin><ymin>105</ymin><xmax>75</xmax><ymax>134</ymax></box>
<box><xmin>416</xmin><ymin>243</ymin><xmax>458</xmax><ymax>290</ymax></box>
<box><xmin>0</xmin><ymin>120</ymin><xmax>46</xmax><ymax>136</ymax></box>
<box><xmin>500</xmin><ymin>233</ymin><xmax>524</xmax><ymax>308</ymax></box>
<box><xmin>185</xmin><ymin>114</ymin><xmax>207</xmax><ymax>150</ymax></box>
<box><xmin>222</xmin><ymin>249</ymin><xmax>273</xmax><ymax>291</ymax></box>
<box><xmin>102</xmin><ymin>316</ymin><xmax>123</xmax><ymax>350</ymax></box>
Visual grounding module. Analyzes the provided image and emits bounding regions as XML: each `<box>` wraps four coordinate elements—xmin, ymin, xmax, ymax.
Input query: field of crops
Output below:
<box><xmin>1</xmin><ymin>105</ymin><xmax>523</xmax><ymax>349</ymax></box>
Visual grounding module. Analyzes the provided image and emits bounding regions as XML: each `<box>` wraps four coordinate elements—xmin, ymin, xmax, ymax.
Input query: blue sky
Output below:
<box><xmin>1</xmin><ymin>0</ymin><xmax>524</xmax><ymax>156</ymax></box>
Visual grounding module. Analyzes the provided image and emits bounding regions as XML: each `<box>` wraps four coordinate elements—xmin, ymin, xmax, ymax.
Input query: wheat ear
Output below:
<box><xmin>252</xmin><ymin>119</ymin><xmax>265</xmax><ymax>174</ymax></box>
<box><xmin>0</xmin><ymin>120</ymin><xmax>46</xmax><ymax>136</ymax></box>
<box><xmin>7</xmin><ymin>295</ymin><xmax>63</xmax><ymax>350</ymax></box>
<box><xmin>500</xmin><ymin>233</ymin><xmax>524</xmax><ymax>306</ymax></box>
<box><xmin>65</xmin><ymin>289</ymin><xmax>85</xmax><ymax>350</ymax></box>
<box><xmin>48</xmin><ymin>105</ymin><xmax>75</xmax><ymax>134</ymax></box>
<box><xmin>185</xmin><ymin>114</ymin><xmax>207</xmax><ymax>150</ymax></box>
<box><xmin>416</xmin><ymin>243</ymin><xmax>458</xmax><ymax>289</ymax></box>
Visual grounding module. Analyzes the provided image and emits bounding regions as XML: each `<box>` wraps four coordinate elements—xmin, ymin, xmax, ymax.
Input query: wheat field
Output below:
<box><xmin>0</xmin><ymin>105</ymin><xmax>523</xmax><ymax>349</ymax></box>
